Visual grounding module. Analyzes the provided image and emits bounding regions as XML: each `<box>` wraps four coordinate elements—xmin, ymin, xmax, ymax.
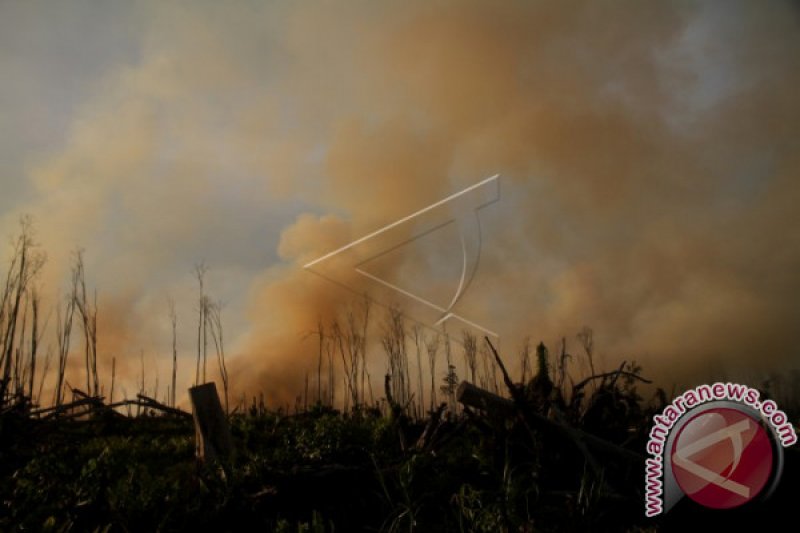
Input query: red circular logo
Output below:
<box><xmin>671</xmin><ymin>407</ymin><xmax>773</xmax><ymax>509</ymax></box>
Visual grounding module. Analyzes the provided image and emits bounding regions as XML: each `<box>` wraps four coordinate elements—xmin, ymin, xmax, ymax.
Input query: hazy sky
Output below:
<box><xmin>1</xmin><ymin>1</ymin><xmax>799</xmax><ymax>406</ymax></box>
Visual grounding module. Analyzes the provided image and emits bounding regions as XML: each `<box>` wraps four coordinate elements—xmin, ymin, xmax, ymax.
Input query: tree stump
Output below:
<box><xmin>189</xmin><ymin>382</ymin><xmax>232</xmax><ymax>463</ymax></box>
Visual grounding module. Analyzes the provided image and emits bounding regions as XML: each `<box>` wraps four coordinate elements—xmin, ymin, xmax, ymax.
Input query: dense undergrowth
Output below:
<box><xmin>2</xmin><ymin>361</ymin><xmax>798</xmax><ymax>532</ymax></box>
<box><xmin>0</xmin><ymin>404</ymin><xmax>654</xmax><ymax>532</ymax></box>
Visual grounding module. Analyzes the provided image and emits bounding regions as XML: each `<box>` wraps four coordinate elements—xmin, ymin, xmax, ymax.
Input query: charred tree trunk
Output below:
<box><xmin>189</xmin><ymin>382</ymin><xmax>232</xmax><ymax>464</ymax></box>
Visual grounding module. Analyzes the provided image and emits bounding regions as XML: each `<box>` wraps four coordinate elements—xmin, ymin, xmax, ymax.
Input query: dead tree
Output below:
<box><xmin>412</xmin><ymin>325</ymin><xmax>425</xmax><ymax>418</ymax></box>
<box><xmin>168</xmin><ymin>297</ymin><xmax>178</xmax><ymax>408</ymax></box>
<box><xmin>330</xmin><ymin>298</ymin><xmax>370</xmax><ymax>410</ymax></box>
<box><xmin>54</xmin><ymin>274</ymin><xmax>78</xmax><ymax>407</ymax></box>
<box><xmin>425</xmin><ymin>332</ymin><xmax>439</xmax><ymax>411</ymax></box>
<box><xmin>27</xmin><ymin>287</ymin><xmax>41</xmax><ymax>400</ymax></box>
<box><xmin>462</xmin><ymin>330</ymin><xmax>478</xmax><ymax>384</ymax></box>
<box><xmin>441</xmin><ymin>329</ymin><xmax>457</xmax><ymax>413</ymax></box>
<box><xmin>207</xmin><ymin>300</ymin><xmax>229</xmax><ymax>414</ymax></box>
<box><xmin>194</xmin><ymin>262</ymin><xmax>207</xmax><ymax>386</ymax></box>
<box><xmin>73</xmin><ymin>250</ymin><xmax>99</xmax><ymax>397</ymax></box>
<box><xmin>13</xmin><ymin>289</ymin><xmax>29</xmax><ymax>399</ymax></box>
<box><xmin>1</xmin><ymin>217</ymin><xmax>45</xmax><ymax>405</ymax></box>
<box><xmin>315</xmin><ymin>319</ymin><xmax>324</xmax><ymax>404</ymax></box>
<box><xmin>110</xmin><ymin>356</ymin><xmax>116</xmax><ymax>404</ymax></box>
<box><xmin>36</xmin><ymin>346</ymin><xmax>52</xmax><ymax>406</ymax></box>
<box><xmin>519</xmin><ymin>336</ymin><xmax>531</xmax><ymax>385</ymax></box>
<box><xmin>381</xmin><ymin>306</ymin><xmax>409</xmax><ymax>411</ymax></box>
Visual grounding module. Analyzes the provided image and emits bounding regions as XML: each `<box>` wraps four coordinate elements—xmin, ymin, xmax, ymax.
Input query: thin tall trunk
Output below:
<box><xmin>138</xmin><ymin>350</ymin><xmax>145</xmax><ymax>416</ymax></box>
<box><xmin>520</xmin><ymin>337</ymin><xmax>531</xmax><ymax>385</ymax></box>
<box><xmin>28</xmin><ymin>289</ymin><xmax>39</xmax><ymax>399</ymax></box>
<box><xmin>169</xmin><ymin>298</ymin><xmax>177</xmax><ymax>407</ymax></box>
<box><xmin>327</xmin><ymin>335</ymin><xmax>334</xmax><ymax>406</ymax></box>
<box><xmin>202</xmin><ymin>297</ymin><xmax>208</xmax><ymax>384</ymax></box>
<box><xmin>359</xmin><ymin>296</ymin><xmax>370</xmax><ymax>409</ymax></box>
<box><xmin>36</xmin><ymin>346</ymin><xmax>52</xmax><ymax>406</ymax></box>
<box><xmin>426</xmin><ymin>334</ymin><xmax>438</xmax><ymax>411</ymax></box>
<box><xmin>317</xmin><ymin>320</ymin><xmax>323</xmax><ymax>404</ymax></box>
<box><xmin>194</xmin><ymin>263</ymin><xmax>206</xmax><ymax>386</ymax></box>
<box><xmin>79</xmin><ymin>258</ymin><xmax>91</xmax><ymax>396</ymax></box>
<box><xmin>413</xmin><ymin>326</ymin><xmax>424</xmax><ymax>416</ymax></box>
<box><xmin>463</xmin><ymin>330</ymin><xmax>478</xmax><ymax>384</ymax></box>
<box><xmin>110</xmin><ymin>356</ymin><xmax>116</xmax><ymax>404</ymax></box>
<box><xmin>14</xmin><ymin>289</ymin><xmax>29</xmax><ymax>397</ymax></box>
<box><xmin>91</xmin><ymin>291</ymin><xmax>98</xmax><ymax>397</ymax></box>
<box><xmin>196</xmin><ymin>299</ymin><xmax>202</xmax><ymax>387</ymax></box>
<box><xmin>72</xmin><ymin>251</ymin><xmax>98</xmax><ymax>397</ymax></box>
<box><xmin>54</xmin><ymin>260</ymin><xmax>79</xmax><ymax>408</ymax></box>
<box><xmin>207</xmin><ymin>302</ymin><xmax>229</xmax><ymax>414</ymax></box>
<box><xmin>304</xmin><ymin>373</ymin><xmax>309</xmax><ymax>412</ymax></box>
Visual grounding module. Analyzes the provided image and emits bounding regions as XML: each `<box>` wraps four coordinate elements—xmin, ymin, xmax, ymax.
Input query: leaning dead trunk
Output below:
<box><xmin>456</xmin><ymin>381</ymin><xmax>514</xmax><ymax>417</ymax></box>
<box><xmin>457</xmin><ymin>379</ymin><xmax>642</xmax><ymax>464</ymax></box>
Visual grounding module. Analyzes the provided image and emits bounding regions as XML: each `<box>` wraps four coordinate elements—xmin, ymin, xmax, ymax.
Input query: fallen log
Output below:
<box><xmin>136</xmin><ymin>394</ymin><xmax>191</xmax><ymax>419</ymax></box>
<box><xmin>31</xmin><ymin>397</ymin><xmax>101</xmax><ymax>419</ymax></box>
<box><xmin>457</xmin><ymin>382</ymin><xmax>514</xmax><ymax>418</ymax></box>
<box><xmin>457</xmin><ymin>379</ymin><xmax>642</xmax><ymax>464</ymax></box>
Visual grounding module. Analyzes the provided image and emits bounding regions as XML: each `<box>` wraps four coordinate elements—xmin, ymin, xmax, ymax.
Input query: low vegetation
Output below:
<box><xmin>1</xmin><ymin>218</ymin><xmax>798</xmax><ymax>531</ymax></box>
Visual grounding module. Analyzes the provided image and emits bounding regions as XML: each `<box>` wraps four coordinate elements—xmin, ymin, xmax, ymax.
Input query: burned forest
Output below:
<box><xmin>1</xmin><ymin>221</ymin><xmax>798</xmax><ymax>532</ymax></box>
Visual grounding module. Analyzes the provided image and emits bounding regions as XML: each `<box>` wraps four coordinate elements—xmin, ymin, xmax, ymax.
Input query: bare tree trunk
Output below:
<box><xmin>413</xmin><ymin>325</ymin><xmax>424</xmax><ymax>416</ymax></box>
<box><xmin>462</xmin><ymin>330</ymin><xmax>477</xmax><ymax>384</ymax></box>
<box><xmin>442</xmin><ymin>329</ymin><xmax>457</xmax><ymax>413</ymax></box>
<box><xmin>91</xmin><ymin>292</ymin><xmax>98</xmax><ymax>396</ymax></box>
<box><xmin>169</xmin><ymin>298</ymin><xmax>177</xmax><ymax>407</ymax></box>
<box><xmin>36</xmin><ymin>346</ymin><xmax>52</xmax><ymax>406</ymax></box>
<box><xmin>77</xmin><ymin>254</ymin><xmax>91</xmax><ymax>396</ymax></box>
<box><xmin>360</xmin><ymin>296</ymin><xmax>370</xmax><ymax>410</ymax></box>
<box><xmin>332</xmin><ymin>320</ymin><xmax>355</xmax><ymax>408</ymax></box>
<box><xmin>317</xmin><ymin>320</ymin><xmax>323</xmax><ymax>404</ymax></box>
<box><xmin>480</xmin><ymin>342</ymin><xmax>489</xmax><ymax>389</ymax></box>
<box><xmin>556</xmin><ymin>337</ymin><xmax>570</xmax><ymax>395</ymax></box>
<box><xmin>207</xmin><ymin>301</ymin><xmax>229</xmax><ymax>415</ymax></box>
<box><xmin>55</xmin><ymin>266</ymin><xmax>78</xmax><ymax>408</ymax></box>
<box><xmin>138</xmin><ymin>350</ymin><xmax>145</xmax><ymax>416</ymax></box>
<box><xmin>28</xmin><ymin>288</ymin><xmax>39</xmax><ymax>399</ymax></box>
<box><xmin>520</xmin><ymin>337</ymin><xmax>531</xmax><ymax>385</ymax></box>
<box><xmin>110</xmin><ymin>356</ymin><xmax>116</xmax><ymax>404</ymax></box>
<box><xmin>326</xmin><ymin>333</ymin><xmax>335</xmax><ymax>407</ymax></box>
<box><xmin>72</xmin><ymin>251</ymin><xmax>99</xmax><ymax>397</ymax></box>
<box><xmin>426</xmin><ymin>333</ymin><xmax>438</xmax><ymax>412</ymax></box>
<box><xmin>14</xmin><ymin>289</ymin><xmax>29</xmax><ymax>398</ymax></box>
<box><xmin>381</xmin><ymin>305</ymin><xmax>409</xmax><ymax>411</ymax></box>
<box><xmin>366</xmin><ymin>365</ymin><xmax>375</xmax><ymax>406</ymax></box>
<box><xmin>202</xmin><ymin>297</ymin><xmax>208</xmax><ymax>384</ymax></box>
<box><xmin>194</xmin><ymin>262</ymin><xmax>206</xmax><ymax>386</ymax></box>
